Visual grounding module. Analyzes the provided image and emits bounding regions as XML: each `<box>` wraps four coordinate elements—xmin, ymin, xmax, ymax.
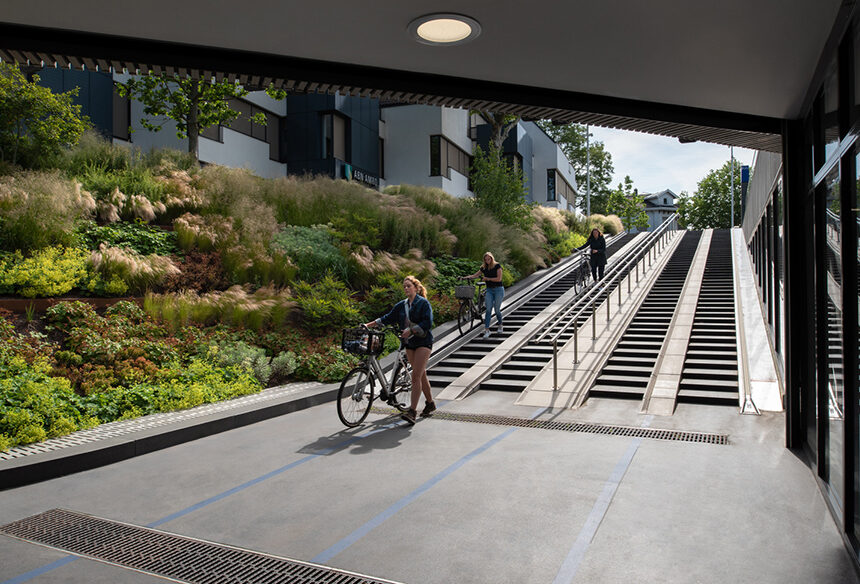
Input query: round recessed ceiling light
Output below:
<box><xmin>408</xmin><ymin>13</ymin><xmax>481</xmax><ymax>46</ymax></box>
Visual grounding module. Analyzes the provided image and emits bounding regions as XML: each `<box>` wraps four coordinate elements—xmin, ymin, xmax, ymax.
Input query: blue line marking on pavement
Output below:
<box><xmin>312</xmin><ymin>427</ymin><xmax>517</xmax><ymax>564</ymax></box>
<box><xmin>2</xmin><ymin>421</ymin><xmax>399</xmax><ymax>583</ymax></box>
<box><xmin>312</xmin><ymin>407</ymin><xmax>547</xmax><ymax>564</ymax></box>
<box><xmin>551</xmin><ymin>415</ymin><xmax>652</xmax><ymax>584</ymax></box>
<box><xmin>148</xmin><ymin>423</ymin><xmax>395</xmax><ymax>528</ymax></box>
<box><xmin>1</xmin><ymin>556</ymin><xmax>77</xmax><ymax>584</ymax></box>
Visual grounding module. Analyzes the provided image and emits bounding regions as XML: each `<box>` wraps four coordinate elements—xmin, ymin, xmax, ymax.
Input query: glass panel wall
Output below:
<box><xmin>822</xmin><ymin>164</ymin><xmax>844</xmax><ymax>507</ymax></box>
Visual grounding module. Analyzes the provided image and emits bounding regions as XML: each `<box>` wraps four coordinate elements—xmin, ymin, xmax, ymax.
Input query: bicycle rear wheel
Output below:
<box><xmin>388</xmin><ymin>357</ymin><xmax>412</xmax><ymax>412</ymax></box>
<box><xmin>337</xmin><ymin>367</ymin><xmax>374</xmax><ymax>427</ymax></box>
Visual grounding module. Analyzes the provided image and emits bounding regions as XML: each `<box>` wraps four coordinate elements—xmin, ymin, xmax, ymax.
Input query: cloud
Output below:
<box><xmin>587</xmin><ymin>127</ymin><xmax>756</xmax><ymax>195</ymax></box>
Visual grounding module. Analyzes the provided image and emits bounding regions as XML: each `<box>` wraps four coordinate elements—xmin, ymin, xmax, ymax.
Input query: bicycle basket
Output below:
<box><xmin>341</xmin><ymin>328</ymin><xmax>385</xmax><ymax>356</ymax></box>
<box><xmin>455</xmin><ymin>285</ymin><xmax>475</xmax><ymax>299</ymax></box>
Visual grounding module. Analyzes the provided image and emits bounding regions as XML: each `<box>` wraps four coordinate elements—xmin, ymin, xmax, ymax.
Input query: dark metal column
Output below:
<box><xmin>782</xmin><ymin>119</ymin><xmax>811</xmax><ymax>450</ymax></box>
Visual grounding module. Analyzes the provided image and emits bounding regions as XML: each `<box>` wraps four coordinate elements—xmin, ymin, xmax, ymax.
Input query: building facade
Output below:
<box><xmin>642</xmin><ymin>189</ymin><xmax>678</xmax><ymax>232</ymax></box>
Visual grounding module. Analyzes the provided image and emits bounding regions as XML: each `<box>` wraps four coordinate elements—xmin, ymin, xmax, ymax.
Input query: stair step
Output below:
<box><xmin>589</xmin><ymin>385</ymin><xmax>645</xmax><ymax>400</ymax></box>
<box><xmin>676</xmin><ymin>388</ymin><xmax>738</xmax><ymax>406</ymax></box>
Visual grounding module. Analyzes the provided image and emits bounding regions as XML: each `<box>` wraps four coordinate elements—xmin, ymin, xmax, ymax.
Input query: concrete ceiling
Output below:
<box><xmin>0</xmin><ymin>1</ymin><xmax>847</xmax><ymax>149</ymax></box>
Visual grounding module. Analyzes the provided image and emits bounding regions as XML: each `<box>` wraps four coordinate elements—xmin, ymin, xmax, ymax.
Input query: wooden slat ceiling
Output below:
<box><xmin>0</xmin><ymin>48</ymin><xmax>782</xmax><ymax>153</ymax></box>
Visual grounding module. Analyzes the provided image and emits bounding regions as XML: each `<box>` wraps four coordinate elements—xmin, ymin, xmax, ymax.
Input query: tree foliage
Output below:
<box><xmin>0</xmin><ymin>63</ymin><xmax>90</xmax><ymax>166</ymax></box>
<box><xmin>536</xmin><ymin>121</ymin><xmax>615</xmax><ymax>213</ymax></box>
<box><xmin>116</xmin><ymin>74</ymin><xmax>283</xmax><ymax>159</ymax></box>
<box><xmin>606</xmin><ymin>175</ymin><xmax>648</xmax><ymax>231</ymax></box>
<box><xmin>678</xmin><ymin>160</ymin><xmax>742</xmax><ymax>229</ymax></box>
<box><xmin>476</xmin><ymin>111</ymin><xmax>520</xmax><ymax>154</ymax></box>
<box><xmin>470</xmin><ymin>143</ymin><xmax>533</xmax><ymax>229</ymax></box>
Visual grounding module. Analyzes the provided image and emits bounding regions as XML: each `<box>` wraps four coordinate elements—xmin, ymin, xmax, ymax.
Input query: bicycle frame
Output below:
<box><xmin>364</xmin><ymin>343</ymin><xmax>407</xmax><ymax>395</ymax></box>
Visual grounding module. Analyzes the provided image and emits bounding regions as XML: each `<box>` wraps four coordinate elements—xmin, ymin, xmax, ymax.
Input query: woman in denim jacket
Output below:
<box><xmin>365</xmin><ymin>275</ymin><xmax>434</xmax><ymax>425</ymax></box>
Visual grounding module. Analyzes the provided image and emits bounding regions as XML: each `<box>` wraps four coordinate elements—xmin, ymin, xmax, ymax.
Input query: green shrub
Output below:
<box><xmin>45</xmin><ymin>300</ymin><xmax>99</xmax><ymax>333</ymax></box>
<box><xmin>76</xmin><ymin>219</ymin><xmax>179</xmax><ymax>256</ymax></box>
<box><xmin>292</xmin><ymin>274</ymin><xmax>361</xmax><ymax>333</ymax></box>
<box><xmin>173</xmin><ymin>213</ymin><xmax>237</xmax><ymax>252</ymax></box>
<box><xmin>206</xmin><ymin>340</ymin><xmax>272</xmax><ymax>385</ymax></box>
<box><xmin>0</xmin><ymin>357</ymin><xmax>96</xmax><ymax>449</ymax></box>
<box><xmin>140</xmin><ymin>147</ymin><xmax>198</xmax><ymax>172</ymax></box>
<box><xmin>88</xmin><ymin>245</ymin><xmax>180</xmax><ymax>294</ymax></box>
<box><xmin>429</xmin><ymin>255</ymin><xmax>481</xmax><ymax>294</ymax></box>
<box><xmin>0</xmin><ymin>171</ymin><xmax>96</xmax><ymax>252</ymax></box>
<box><xmin>294</xmin><ymin>346</ymin><xmax>358</xmax><ymax>382</ymax></box>
<box><xmin>346</xmin><ymin>246</ymin><xmax>437</xmax><ymax>290</ymax></box>
<box><xmin>0</xmin><ymin>246</ymin><xmax>88</xmax><ymax>297</ymax></box>
<box><xmin>271</xmin><ymin>351</ymin><xmax>298</xmax><ymax>380</ymax></box>
<box><xmin>144</xmin><ymin>285</ymin><xmax>296</xmax><ymax>331</ymax></box>
<box><xmin>57</xmin><ymin>131</ymin><xmax>130</xmax><ymax>173</ymax></box>
<box><xmin>272</xmin><ymin>225</ymin><xmax>349</xmax><ymax>282</ymax></box>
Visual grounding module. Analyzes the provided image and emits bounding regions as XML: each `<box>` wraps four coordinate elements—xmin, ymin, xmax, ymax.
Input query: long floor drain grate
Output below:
<box><xmin>372</xmin><ymin>408</ymin><xmax>729</xmax><ymax>445</ymax></box>
<box><xmin>1</xmin><ymin>509</ymin><xmax>403</xmax><ymax>584</ymax></box>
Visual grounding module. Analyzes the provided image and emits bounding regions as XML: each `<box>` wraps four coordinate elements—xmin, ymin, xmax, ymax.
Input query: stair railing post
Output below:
<box><xmin>591</xmin><ymin>297</ymin><xmax>597</xmax><ymax>339</ymax></box>
<box><xmin>573</xmin><ymin>326</ymin><xmax>578</xmax><ymax>364</ymax></box>
<box><xmin>553</xmin><ymin>339</ymin><xmax>558</xmax><ymax>390</ymax></box>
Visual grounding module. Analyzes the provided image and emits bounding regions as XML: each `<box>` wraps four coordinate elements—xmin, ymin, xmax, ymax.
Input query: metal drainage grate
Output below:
<box><xmin>372</xmin><ymin>407</ymin><xmax>728</xmax><ymax>445</ymax></box>
<box><xmin>1</xmin><ymin>509</ymin><xmax>403</xmax><ymax>584</ymax></box>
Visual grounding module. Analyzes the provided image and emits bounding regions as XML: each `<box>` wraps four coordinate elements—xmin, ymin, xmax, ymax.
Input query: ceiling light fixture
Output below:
<box><xmin>408</xmin><ymin>14</ymin><xmax>481</xmax><ymax>46</ymax></box>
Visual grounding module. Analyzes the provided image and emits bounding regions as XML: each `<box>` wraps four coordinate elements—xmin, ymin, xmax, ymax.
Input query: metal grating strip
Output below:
<box><xmin>371</xmin><ymin>408</ymin><xmax>728</xmax><ymax>445</ymax></box>
<box><xmin>0</xmin><ymin>509</ymin><xmax>403</xmax><ymax>584</ymax></box>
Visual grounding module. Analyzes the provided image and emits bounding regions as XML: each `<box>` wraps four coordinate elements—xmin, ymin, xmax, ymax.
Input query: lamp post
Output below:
<box><xmin>586</xmin><ymin>124</ymin><xmax>591</xmax><ymax>217</ymax></box>
<box><xmin>730</xmin><ymin>146</ymin><xmax>735</xmax><ymax>228</ymax></box>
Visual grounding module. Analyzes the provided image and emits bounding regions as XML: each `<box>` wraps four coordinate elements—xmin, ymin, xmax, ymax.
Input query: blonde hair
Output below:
<box><xmin>482</xmin><ymin>251</ymin><xmax>497</xmax><ymax>269</ymax></box>
<box><xmin>403</xmin><ymin>275</ymin><xmax>427</xmax><ymax>298</ymax></box>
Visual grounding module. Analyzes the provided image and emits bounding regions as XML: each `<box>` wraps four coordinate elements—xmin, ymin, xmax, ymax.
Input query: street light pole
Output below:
<box><xmin>730</xmin><ymin>146</ymin><xmax>735</xmax><ymax>227</ymax></box>
<box><xmin>586</xmin><ymin>124</ymin><xmax>591</xmax><ymax>217</ymax></box>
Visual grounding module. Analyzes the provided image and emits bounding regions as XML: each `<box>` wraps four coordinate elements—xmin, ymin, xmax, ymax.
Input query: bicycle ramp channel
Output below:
<box><xmin>427</xmin><ymin>233</ymin><xmax>640</xmax><ymax>399</ymax></box>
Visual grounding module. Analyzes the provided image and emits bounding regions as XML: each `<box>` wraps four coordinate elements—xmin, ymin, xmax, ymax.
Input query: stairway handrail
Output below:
<box><xmin>534</xmin><ymin>213</ymin><xmax>679</xmax><ymax>346</ymax></box>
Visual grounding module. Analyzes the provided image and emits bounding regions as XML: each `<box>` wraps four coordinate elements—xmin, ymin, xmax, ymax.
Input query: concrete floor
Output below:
<box><xmin>1</xmin><ymin>389</ymin><xmax>857</xmax><ymax>584</ymax></box>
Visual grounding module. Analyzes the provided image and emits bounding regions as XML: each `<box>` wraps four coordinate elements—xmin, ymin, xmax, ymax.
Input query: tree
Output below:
<box><xmin>678</xmin><ymin>160</ymin><xmax>742</xmax><ymax>229</ymax></box>
<box><xmin>116</xmin><ymin>74</ymin><xmax>285</xmax><ymax>160</ymax></box>
<box><xmin>470</xmin><ymin>143</ymin><xmax>533</xmax><ymax>229</ymax></box>
<box><xmin>475</xmin><ymin>111</ymin><xmax>520</xmax><ymax>155</ymax></box>
<box><xmin>536</xmin><ymin>121</ymin><xmax>615</xmax><ymax>213</ymax></box>
<box><xmin>607</xmin><ymin>175</ymin><xmax>648</xmax><ymax>231</ymax></box>
<box><xmin>0</xmin><ymin>63</ymin><xmax>90</xmax><ymax>166</ymax></box>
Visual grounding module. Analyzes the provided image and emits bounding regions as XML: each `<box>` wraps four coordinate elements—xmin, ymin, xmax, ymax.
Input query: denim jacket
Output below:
<box><xmin>376</xmin><ymin>295</ymin><xmax>434</xmax><ymax>348</ymax></box>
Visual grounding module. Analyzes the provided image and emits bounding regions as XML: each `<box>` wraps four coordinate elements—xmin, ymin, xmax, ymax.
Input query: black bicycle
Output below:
<box><xmin>571</xmin><ymin>250</ymin><xmax>592</xmax><ymax>294</ymax></box>
<box><xmin>337</xmin><ymin>325</ymin><xmax>412</xmax><ymax>427</ymax></box>
<box><xmin>455</xmin><ymin>280</ymin><xmax>486</xmax><ymax>336</ymax></box>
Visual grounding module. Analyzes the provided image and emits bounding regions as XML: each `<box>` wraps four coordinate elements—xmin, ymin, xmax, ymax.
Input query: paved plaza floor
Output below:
<box><xmin>1</xmin><ymin>388</ymin><xmax>858</xmax><ymax>584</ymax></box>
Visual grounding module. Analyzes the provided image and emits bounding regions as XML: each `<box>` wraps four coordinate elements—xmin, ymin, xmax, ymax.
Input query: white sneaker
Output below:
<box><xmin>498</xmin><ymin>325</ymin><xmax>504</xmax><ymax>334</ymax></box>
<box><xmin>482</xmin><ymin>329</ymin><xmax>491</xmax><ymax>339</ymax></box>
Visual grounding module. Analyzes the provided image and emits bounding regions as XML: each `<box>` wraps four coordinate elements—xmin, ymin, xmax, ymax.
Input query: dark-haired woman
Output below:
<box><xmin>580</xmin><ymin>228</ymin><xmax>607</xmax><ymax>281</ymax></box>
<box><xmin>365</xmin><ymin>275</ymin><xmax>434</xmax><ymax>425</ymax></box>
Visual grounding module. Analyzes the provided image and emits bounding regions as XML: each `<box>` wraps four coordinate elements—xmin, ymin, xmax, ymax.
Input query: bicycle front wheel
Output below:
<box><xmin>337</xmin><ymin>367</ymin><xmax>374</xmax><ymax>427</ymax></box>
<box><xmin>458</xmin><ymin>302</ymin><xmax>472</xmax><ymax>336</ymax></box>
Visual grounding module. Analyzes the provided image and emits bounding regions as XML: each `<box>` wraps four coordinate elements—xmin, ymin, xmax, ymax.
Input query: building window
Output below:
<box><xmin>430</xmin><ymin>135</ymin><xmax>471</xmax><ymax>179</ymax></box>
<box><xmin>546</xmin><ymin>170</ymin><xmax>556</xmax><ymax>201</ymax></box>
<box><xmin>547</xmin><ymin>169</ymin><xmax>575</xmax><ymax>204</ymax></box>
<box><xmin>201</xmin><ymin>124</ymin><xmax>222</xmax><ymax>142</ymax></box>
<box><xmin>323</xmin><ymin>113</ymin><xmax>347</xmax><ymax>161</ymax></box>
<box><xmin>112</xmin><ymin>86</ymin><xmax>130</xmax><ymax>141</ymax></box>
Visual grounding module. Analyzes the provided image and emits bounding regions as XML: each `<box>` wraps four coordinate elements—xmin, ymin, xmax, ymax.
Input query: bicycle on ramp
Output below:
<box><xmin>455</xmin><ymin>279</ymin><xmax>486</xmax><ymax>336</ymax></box>
<box><xmin>337</xmin><ymin>325</ymin><xmax>412</xmax><ymax>427</ymax></box>
<box><xmin>571</xmin><ymin>250</ymin><xmax>592</xmax><ymax>294</ymax></box>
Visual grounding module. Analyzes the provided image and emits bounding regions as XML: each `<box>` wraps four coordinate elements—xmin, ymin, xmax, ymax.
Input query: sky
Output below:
<box><xmin>586</xmin><ymin>126</ymin><xmax>757</xmax><ymax>197</ymax></box>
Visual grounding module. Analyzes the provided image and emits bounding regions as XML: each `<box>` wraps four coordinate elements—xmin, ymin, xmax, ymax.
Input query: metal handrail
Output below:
<box><xmin>534</xmin><ymin>214</ymin><xmax>678</xmax><ymax>345</ymax></box>
<box><xmin>538</xmin><ymin>214</ymin><xmax>679</xmax><ymax>390</ymax></box>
